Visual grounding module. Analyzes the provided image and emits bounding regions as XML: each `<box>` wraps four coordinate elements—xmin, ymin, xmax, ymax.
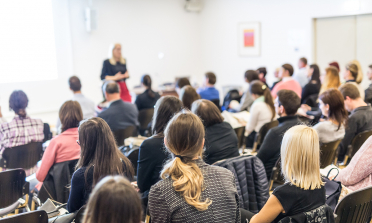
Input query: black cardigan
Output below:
<box><xmin>100</xmin><ymin>59</ymin><xmax>127</xmax><ymax>80</ymax></box>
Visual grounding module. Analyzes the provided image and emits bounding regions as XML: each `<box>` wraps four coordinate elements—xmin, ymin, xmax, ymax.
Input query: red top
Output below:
<box><xmin>36</xmin><ymin>128</ymin><xmax>81</xmax><ymax>182</ymax></box>
<box><xmin>271</xmin><ymin>78</ymin><xmax>302</xmax><ymax>99</ymax></box>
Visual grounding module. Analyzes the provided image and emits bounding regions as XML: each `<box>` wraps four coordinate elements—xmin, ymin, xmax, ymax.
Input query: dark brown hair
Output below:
<box><xmin>319</xmin><ymin>89</ymin><xmax>348</xmax><ymax>131</ymax></box>
<box><xmin>152</xmin><ymin>96</ymin><xmax>183</xmax><ymax>136</ymax></box>
<box><xmin>9</xmin><ymin>90</ymin><xmax>28</xmax><ymax>118</ymax></box>
<box><xmin>191</xmin><ymin>99</ymin><xmax>223</xmax><ymax>127</ymax></box>
<box><xmin>205</xmin><ymin>72</ymin><xmax>216</xmax><ymax>85</ymax></box>
<box><xmin>339</xmin><ymin>83</ymin><xmax>360</xmax><ymax>100</ymax></box>
<box><xmin>76</xmin><ymin>117</ymin><xmax>134</xmax><ymax>186</ymax></box>
<box><xmin>141</xmin><ymin>74</ymin><xmax>155</xmax><ymax>98</ymax></box>
<box><xmin>309</xmin><ymin>64</ymin><xmax>321</xmax><ymax>84</ymax></box>
<box><xmin>179</xmin><ymin>86</ymin><xmax>200</xmax><ymax>110</ymax></box>
<box><xmin>300</xmin><ymin>57</ymin><xmax>308</xmax><ymax>65</ymax></box>
<box><xmin>69</xmin><ymin>76</ymin><xmax>82</xmax><ymax>92</ymax></box>
<box><xmin>277</xmin><ymin>90</ymin><xmax>301</xmax><ymax>116</ymax></box>
<box><xmin>257</xmin><ymin>67</ymin><xmax>267</xmax><ymax>76</ymax></box>
<box><xmin>176</xmin><ymin>78</ymin><xmax>190</xmax><ymax>89</ymax></box>
<box><xmin>83</xmin><ymin>176</ymin><xmax>141</xmax><ymax>223</ymax></box>
<box><xmin>59</xmin><ymin>100</ymin><xmax>83</xmax><ymax>133</ymax></box>
<box><xmin>249</xmin><ymin>80</ymin><xmax>276</xmax><ymax>120</ymax></box>
<box><xmin>369</xmin><ymin>64</ymin><xmax>372</xmax><ymax>69</ymax></box>
<box><xmin>282</xmin><ymin>64</ymin><xmax>294</xmax><ymax>76</ymax></box>
<box><xmin>346</xmin><ymin>63</ymin><xmax>358</xmax><ymax>80</ymax></box>
<box><xmin>244</xmin><ymin>70</ymin><xmax>259</xmax><ymax>82</ymax></box>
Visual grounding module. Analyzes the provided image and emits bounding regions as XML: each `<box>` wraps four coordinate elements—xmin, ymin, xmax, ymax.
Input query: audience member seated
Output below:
<box><xmin>82</xmin><ymin>176</ymin><xmax>141</xmax><ymax>223</ymax></box>
<box><xmin>191</xmin><ymin>99</ymin><xmax>239</xmax><ymax>164</ymax></box>
<box><xmin>335</xmin><ymin>136</ymin><xmax>372</xmax><ymax>191</ymax></box>
<box><xmin>256</xmin><ymin>90</ymin><xmax>301</xmax><ymax>180</ymax></box>
<box><xmin>313</xmin><ymin>89</ymin><xmax>348</xmax><ymax>144</ymax></box>
<box><xmin>175</xmin><ymin>77</ymin><xmax>190</xmax><ymax>95</ymax></box>
<box><xmin>56</xmin><ymin>76</ymin><xmax>95</xmax><ymax>132</ymax></box>
<box><xmin>343</xmin><ymin>62</ymin><xmax>365</xmax><ymax>100</ymax></box>
<box><xmin>244</xmin><ymin>81</ymin><xmax>276</xmax><ymax>148</ymax></box>
<box><xmin>148</xmin><ymin>111</ymin><xmax>240</xmax><ymax>222</ymax></box>
<box><xmin>364</xmin><ymin>65</ymin><xmax>372</xmax><ymax>105</ymax></box>
<box><xmin>337</xmin><ymin>83</ymin><xmax>372</xmax><ymax>162</ymax></box>
<box><xmin>229</xmin><ymin>70</ymin><xmax>259</xmax><ymax>112</ymax></box>
<box><xmin>0</xmin><ymin>90</ymin><xmax>44</xmax><ymax>176</ymax></box>
<box><xmin>270</xmin><ymin>68</ymin><xmax>281</xmax><ymax>90</ymax></box>
<box><xmin>257</xmin><ymin>67</ymin><xmax>268</xmax><ymax>86</ymax></box>
<box><xmin>67</xmin><ymin>117</ymin><xmax>134</xmax><ymax>213</ymax></box>
<box><xmin>319</xmin><ymin>66</ymin><xmax>341</xmax><ymax>96</ymax></box>
<box><xmin>271</xmin><ymin>64</ymin><xmax>302</xmax><ymax>98</ymax></box>
<box><xmin>137</xmin><ymin>96</ymin><xmax>183</xmax><ymax>204</ymax></box>
<box><xmin>36</xmin><ymin>101</ymin><xmax>83</xmax><ymax>189</ymax></box>
<box><xmin>98</xmin><ymin>81</ymin><xmax>139</xmax><ymax>131</ymax></box>
<box><xmin>135</xmin><ymin>74</ymin><xmax>160</xmax><ymax>111</ymax></box>
<box><xmin>179</xmin><ymin>85</ymin><xmax>200</xmax><ymax>110</ymax></box>
<box><xmin>197</xmin><ymin>72</ymin><xmax>220</xmax><ymax>101</ymax></box>
<box><xmin>301</xmin><ymin>64</ymin><xmax>321</xmax><ymax>104</ymax></box>
<box><xmin>242</xmin><ymin>125</ymin><xmax>325</xmax><ymax>223</ymax></box>
<box><xmin>293</xmin><ymin>57</ymin><xmax>309</xmax><ymax>88</ymax></box>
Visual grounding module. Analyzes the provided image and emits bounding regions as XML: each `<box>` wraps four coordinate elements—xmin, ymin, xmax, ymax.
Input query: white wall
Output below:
<box><xmin>199</xmin><ymin>0</ymin><xmax>372</xmax><ymax>92</ymax></box>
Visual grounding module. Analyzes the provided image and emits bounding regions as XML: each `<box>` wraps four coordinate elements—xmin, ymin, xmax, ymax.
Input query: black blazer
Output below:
<box><xmin>301</xmin><ymin>82</ymin><xmax>320</xmax><ymax>104</ymax></box>
<box><xmin>100</xmin><ymin>59</ymin><xmax>127</xmax><ymax>80</ymax></box>
<box><xmin>204</xmin><ymin>122</ymin><xmax>240</xmax><ymax>165</ymax></box>
<box><xmin>98</xmin><ymin>100</ymin><xmax>139</xmax><ymax>131</ymax></box>
<box><xmin>135</xmin><ymin>90</ymin><xmax>161</xmax><ymax>111</ymax></box>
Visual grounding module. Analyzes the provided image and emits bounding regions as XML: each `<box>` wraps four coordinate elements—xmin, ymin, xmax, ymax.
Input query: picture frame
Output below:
<box><xmin>238</xmin><ymin>22</ymin><xmax>261</xmax><ymax>56</ymax></box>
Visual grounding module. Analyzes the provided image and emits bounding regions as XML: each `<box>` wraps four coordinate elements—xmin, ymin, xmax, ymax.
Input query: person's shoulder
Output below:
<box><xmin>72</xmin><ymin>167</ymin><xmax>86</xmax><ymax>180</ymax></box>
<box><xmin>206</xmin><ymin>164</ymin><xmax>234</xmax><ymax>178</ymax></box>
<box><xmin>141</xmin><ymin>136</ymin><xmax>164</xmax><ymax>150</ymax></box>
<box><xmin>313</xmin><ymin>121</ymin><xmax>329</xmax><ymax>130</ymax></box>
<box><xmin>103</xmin><ymin>59</ymin><xmax>110</xmax><ymax>64</ymax></box>
<box><xmin>150</xmin><ymin>177</ymin><xmax>172</xmax><ymax>194</ymax></box>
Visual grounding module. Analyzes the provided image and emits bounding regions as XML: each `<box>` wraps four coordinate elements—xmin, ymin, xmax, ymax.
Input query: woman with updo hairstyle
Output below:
<box><xmin>135</xmin><ymin>74</ymin><xmax>160</xmax><ymax>111</ymax></box>
<box><xmin>83</xmin><ymin>176</ymin><xmax>142</xmax><ymax>223</ymax></box>
<box><xmin>179</xmin><ymin>85</ymin><xmax>200</xmax><ymax>110</ymax></box>
<box><xmin>343</xmin><ymin>62</ymin><xmax>365</xmax><ymax>99</ymax></box>
<box><xmin>245</xmin><ymin>80</ymin><xmax>276</xmax><ymax>147</ymax></box>
<box><xmin>191</xmin><ymin>99</ymin><xmax>239</xmax><ymax>164</ymax></box>
<box><xmin>148</xmin><ymin>111</ymin><xmax>240</xmax><ymax>223</ymax></box>
<box><xmin>0</xmin><ymin>90</ymin><xmax>44</xmax><ymax>176</ymax></box>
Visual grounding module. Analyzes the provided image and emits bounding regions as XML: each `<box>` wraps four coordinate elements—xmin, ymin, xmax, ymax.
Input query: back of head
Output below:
<box><xmin>176</xmin><ymin>77</ymin><xmax>191</xmax><ymax>89</ymax></box>
<box><xmin>321</xmin><ymin>66</ymin><xmax>340</xmax><ymax>94</ymax></box>
<box><xmin>256</xmin><ymin>67</ymin><xmax>267</xmax><ymax>76</ymax></box>
<box><xmin>105</xmin><ymin>82</ymin><xmax>120</xmax><ymax>94</ymax></box>
<box><xmin>282</xmin><ymin>64</ymin><xmax>294</xmax><ymax>76</ymax></box>
<box><xmin>83</xmin><ymin>176</ymin><xmax>141</xmax><ymax>223</ymax></box>
<box><xmin>299</xmin><ymin>57</ymin><xmax>307</xmax><ymax>66</ymax></box>
<box><xmin>161</xmin><ymin>111</ymin><xmax>211</xmax><ymax>211</ymax></box>
<box><xmin>179</xmin><ymin>86</ymin><xmax>200</xmax><ymax>110</ymax></box>
<box><xmin>9</xmin><ymin>90</ymin><xmax>29</xmax><ymax>118</ymax></box>
<box><xmin>319</xmin><ymin>89</ymin><xmax>348</xmax><ymax>130</ymax></box>
<box><xmin>339</xmin><ymin>83</ymin><xmax>361</xmax><ymax>100</ymax></box>
<box><xmin>351</xmin><ymin>60</ymin><xmax>363</xmax><ymax>84</ymax></box>
<box><xmin>346</xmin><ymin>63</ymin><xmax>359</xmax><ymax>81</ymax></box>
<box><xmin>329</xmin><ymin>62</ymin><xmax>340</xmax><ymax>72</ymax></box>
<box><xmin>244</xmin><ymin>70</ymin><xmax>259</xmax><ymax>83</ymax></box>
<box><xmin>141</xmin><ymin>74</ymin><xmax>155</xmax><ymax>98</ymax></box>
<box><xmin>59</xmin><ymin>100</ymin><xmax>83</xmax><ymax>133</ymax></box>
<box><xmin>249</xmin><ymin>80</ymin><xmax>275</xmax><ymax>119</ymax></box>
<box><xmin>191</xmin><ymin>99</ymin><xmax>223</xmax><ymax>127</ymax></box>
<box><xmin>77</xmin><ymin>117</ymin><xmax>134</xmax><ymax>185</ymax></box>
<box><xmin>69</xmin><ymin>76</ymin><xmax>82</xmax><ymax>92</ymax></box>
<box><xmin>309</xmin><ymin>64</ymin><xmax>320</xmax><ymax>83</ymax></box>
<box><xmin>277</xmin><ymin>90</ymin><xmax>301</xmax><ymax>116</ymax></box>
<box><xmin>152</xmin><ymin>96</ymin><xmax>183</xmax><ymax>135</ymax></box>
<box><xmin>281</xmin><ymin>125</ymin><xmax>323</xmax><ymax>190</ymax></box>
<box><xmin>205</xmin><ymin>72</ymin><xmax>216</xmax><ymax>85</ymax></box>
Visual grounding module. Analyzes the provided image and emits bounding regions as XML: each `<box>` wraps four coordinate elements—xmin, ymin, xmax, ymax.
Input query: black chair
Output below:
<box><xmin>125</xmin><ymin>147</ymin><xmax>140</xmax><ymax>175</ymax></box>
<box><xmin>334</xmin><ymin>185</ymin><xmax>372</xmax><ymax>223</ymax></box>
<box><xmin>0</xmin><ymin>142</ymin><xmax>43</xmax><ymax>169</ymax></box>
<box><xmin>252</xmin><ymin>120</ymin><xmax>279</xmax><ymax>152</ymax></box>
<box><xmin>210</xmin><ymin>99</ymin><xmax>221</xmax><ymax>111</ymax></box>
<box><xmin>113</xmin><ymin>126</ymin><xmax>138</xmax><ymax>147</ymax></box>
<box><xmin>0</xmin><ymin>210</ymin><xmax>48</xmax><ymax>223</ymax></box>
<box><xmin>269</xmin><ymin>158</ymin><xmax>284</xmax><ymax>191</ymax></box>
<box><xmin>320</xmin><ymin>139</ymin><xmax>342</xmax><ymax>168</ymax></box>
<box><xmin>222</xmin><ymin>89</ymin><xmax>241</xmax><ymax>109</ymax></box>
<box><xmin>302</xmin><ymin>93</ymin><xmax>319</xmax><ymax>108</ymax></box>
<box><xmin>0</xmin><ymin>169</ymin><xmax>30</xmax><ymax>217</ymax></box>
<box><xmin>234</xmin><ymin>127</ymin><xmax>245</xmax><ymax>149</ymax></box>
<box><xmin>138</xmin><ymin>108</ymin><xmax>154</xmax><ymax>136</ymax></box>
<box><xmin>278</xmin><ymin>204</ymin><xmax>335</xmax><ymax>223</ymax></box>
<box><xmin>38</xmin><ymin>159</ymin><xmax>79</xmax><ymax>203</ymax></box>
<box><xmin>344</xmin><ymin>130</ymin><xmax>372</xmax><ymax>164</ymax></box>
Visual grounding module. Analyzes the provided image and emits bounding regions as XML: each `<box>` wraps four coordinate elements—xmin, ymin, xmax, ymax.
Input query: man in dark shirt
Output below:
<box><xmin>98</xmin><ymin>82</ymin><xmax>139</xmax><ymax>131</ymax></box>
<box><xmin>338</xmin><ymin>83</ymin><xmax>372</xmax><ymax>162</ymax></box>
<box><xmin>256</xmin><ymin>90</ymin><xmax>301</xmax><ymax>180</ymax></box>
<box><xmin>364</xmin><ymin>65</ymin><xmax>372</xmax><ymax>105</ymax></box>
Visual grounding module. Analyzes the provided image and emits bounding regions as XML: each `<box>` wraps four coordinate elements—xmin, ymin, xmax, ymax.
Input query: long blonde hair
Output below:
<box><xmin>319</xmin><ymin>66</ymin><xmax>341</xmax><ymax>95</ymax></box>
<box><xmin>281</xmin><ymin>125</ymin><xmax>324</xmax><ymax>190</ymax></box>
<box><xmin>108</xmin><ymin>43</ymin><xmax>126</xmax><ymax>65</ymax></box>
<box><xmin>351</xmin><ymin>60</ymin><xmax>363</xmax><ymax>84</ymax></box>
<box><xmin>161</xmin><ymin>110</ymin><xmax>212</xmax><ymax>211</ymax></box>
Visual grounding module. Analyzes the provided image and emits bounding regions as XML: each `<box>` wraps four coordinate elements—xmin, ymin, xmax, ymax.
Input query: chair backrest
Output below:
<box><xmin>0</xmin><ymin>210</ymin><xmax>48</xmax><ymax>223</ymax></box>
<box><xmin>210</xmin><ymin>99</ymin><xmax>221</xmax><ymax>111</ymax></box>
<box><xmin>0</xmin><ymin>169</ymin><xmax>29</xmax><ymax>209</ymax></box>
<box><xmin>253</xmin><ymin>120</ymin><xmax>279</xmax><ymax>152</ymax></box>
<box><xmin>320</xmin><ymin>139</ymin><xmax>342</xmax><ymax>168</ymax></box>
<box><xmin>213</xmin><ymin>155</ymin><xmax>269</xmax><ymax>213</ymax></box>
<box><xmin>113</xmin><ymin>126</ymin><xmax>138</xmax><ymax>147</ymax></box>
<box><xmin>334</xmin><ymin>185</ymin><xmax>372</xmax><ymax>223</ymax></box>
<box><xmin>278</xmin><ymin>205</ymin><xmax>335</xmax><ymax>223</ymax></box>
<box><xmin>138</xmin><ymin>108</ymin><xmax>154</xmax><ymax>130</ymax></box>
<box><xmin>234</xmin><ymin>126</ymin><xmax>245</xmax><ymax>148</ymax></box>
<box><xmin>269</xmin><ymin>158</ymin><xmax>285</xmax><ymax>191</ymax></box>
<box><xmin>223</xmin><ymin>89</ymin><xmax>241</xmax><ymax>108</ymax></box>
<box><xmin>348</xmin><ymin>130</ymin><xmax>372</xmax><ymax>159</ymax></box>
<box><xmin>126</xmin><ymin>147</ymin><xmax>140</xmax><ymax>175</ymax></box>
<box><xmin>0</xmin><ymin>142</ymin><xmax>43</xmax><ymax>169</ymax></box>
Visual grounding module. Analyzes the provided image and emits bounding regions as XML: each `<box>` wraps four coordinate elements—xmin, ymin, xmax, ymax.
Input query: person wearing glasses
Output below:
<box><xmin>35</xmin><ymin>101</ymin><xmax>83</xmax><ymax>190</ymax></box>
